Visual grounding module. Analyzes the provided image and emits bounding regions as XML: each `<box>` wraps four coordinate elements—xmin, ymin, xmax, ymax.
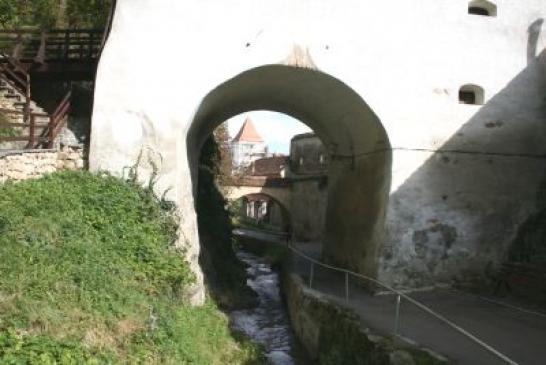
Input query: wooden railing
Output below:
<box><xmin>0</xmin><ymin>29</ymin><xmax>103</xmax><ymax>64</ymax></box>
<box><xmin>0</xmin><ymin>109</ymin><xmax>49</xmax><ymax>148</ymax></box>
<box><xmin>0</xmin><ymin>89</ymin><xmax>71</xmax><ymax>149</ymax></box>
<box><xmin>0</xmin><ymin>52</ymin><xmax>32</xmax><ymax>128</ymax></box>
<box><xmin>0</xmin><ymin>28</ymin><xmax>100</xmax><ymax>149</ymax></box>
<box><xmin>46</xmin><ymin>90</ymin><xmax>72</xmax><ymax>148</ymax></box>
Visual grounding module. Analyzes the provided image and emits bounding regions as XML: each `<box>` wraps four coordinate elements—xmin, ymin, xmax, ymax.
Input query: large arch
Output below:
<box><xmin>188</xmin><ymin>65</ymin><xmax>392</xmax><ymax>278</ymax></box>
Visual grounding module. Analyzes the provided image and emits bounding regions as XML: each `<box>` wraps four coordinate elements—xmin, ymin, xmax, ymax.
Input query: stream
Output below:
<box><xmin>230</xmin><ymin>250</ymin><xmax>296</xmax><ymax>365</ymax></box>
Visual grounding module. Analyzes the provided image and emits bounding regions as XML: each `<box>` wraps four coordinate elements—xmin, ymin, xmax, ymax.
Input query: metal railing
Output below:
<box><xmin>286</xmin><ymin>243</ymin><xmax>519</xmax><ymax>365</ymax></box>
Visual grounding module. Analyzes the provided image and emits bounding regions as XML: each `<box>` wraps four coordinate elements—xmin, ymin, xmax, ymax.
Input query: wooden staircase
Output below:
<box><xmin>0</xmin><ymin>53</ymin><xmax>71</xmax><ymax>150</ymax></box>
<box><xmin>0</xmin><ymin>29</ymin><xmax>104</xmax><ymax>81</ymax></box>
<box><xmin>0</xmin><ymin>23</ymin><xmax>113</xmax><ymax>150</ymax></box>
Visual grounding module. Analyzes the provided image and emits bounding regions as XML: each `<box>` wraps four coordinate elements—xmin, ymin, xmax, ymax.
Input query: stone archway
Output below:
<box><xmin>224</xmin><ymin>185</ymin><xmax>291</xmax><ymax>212</ymax></box>
<box><xmin>235</xmin><ymin>192</ymin><xmax>292</xmax><ymax>232</ymax></box>
<box><xmin>188</xmin><ymin>65</ymin><xmax>391</xmax><ymax>278</ymax></box>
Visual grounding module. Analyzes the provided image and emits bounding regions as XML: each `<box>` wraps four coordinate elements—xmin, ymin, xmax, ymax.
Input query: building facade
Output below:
<box><xmin>230</xmin><ymin>118</ymin><xmax>268</xmax><ymax>171</ymax></box>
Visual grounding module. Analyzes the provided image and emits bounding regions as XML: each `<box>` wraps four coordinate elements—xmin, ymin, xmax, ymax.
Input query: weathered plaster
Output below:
<box><xmin>91</xmin><ymin>0</ymin><xmax>546</xmax><ymax>301</ymax></box>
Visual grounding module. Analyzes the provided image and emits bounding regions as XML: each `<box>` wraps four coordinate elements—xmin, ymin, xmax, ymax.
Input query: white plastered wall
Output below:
<box><xmin>91</xmin><ymin>0</ymin><xmax>546</xmax><ymax>302</ymax></box>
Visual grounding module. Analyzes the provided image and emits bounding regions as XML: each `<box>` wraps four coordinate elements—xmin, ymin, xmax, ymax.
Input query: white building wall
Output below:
<box><xmin>90</xmin><ymin>0</ymin><xmax>546</xmax><ymax>301</ymax></box>
<box><xmin>231</xmin><ymin>140</ymin><xmax>267</xmax><ymax>169</ymax></box>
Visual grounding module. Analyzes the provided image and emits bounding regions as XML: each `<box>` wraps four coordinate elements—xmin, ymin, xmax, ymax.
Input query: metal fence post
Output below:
<box><xmin>309</xmin><ymin>262</ymin><xmax>314</xmax><ymax>289</ymax></box>
<box><xmin>394</xmin><ymin>294</ymin><xmax>401</xmax><ymax>336</ymax></box>
<box><xmin>345</xmin><ymin>272</ymin><xmax>349</xmax><ymax>303</ymax></box>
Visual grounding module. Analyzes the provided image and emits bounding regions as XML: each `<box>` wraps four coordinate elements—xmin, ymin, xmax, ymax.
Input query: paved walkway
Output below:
<box><xmin>234</xmin><ymin>228</ymin><xmax>546</xmax><ymax>365</ymax></box>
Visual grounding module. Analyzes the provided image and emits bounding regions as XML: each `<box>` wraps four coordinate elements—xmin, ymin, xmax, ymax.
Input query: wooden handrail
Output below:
<box><xmin>0</xmin><ymin>29</ymin><xmax>104</xmax><ymax>64</ymax></box>
<box><xmin>52</xmin><ymin>90</ymin><xmax>71</xmax><ymax>118</ymax></box>
<box><xmin>1</xmin><ymin>66</ymin><xmax>26</xmax><ymax>91</ymax></box>
<box><xmin>46</xmin><ymin>89</ymin><xmax>72</xmax><ymax>148</ymax></box>
<box><xmin>0</xmin><ymin>73</ymin><xmax>25</xmax><ymax>96</ymax></box>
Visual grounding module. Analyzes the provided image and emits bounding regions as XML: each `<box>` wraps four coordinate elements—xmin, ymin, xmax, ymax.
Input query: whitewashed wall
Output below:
<box><xmin>91</xmin><ymin>0</ymin><xmax>546</xmax><ymax>302</ymax></box>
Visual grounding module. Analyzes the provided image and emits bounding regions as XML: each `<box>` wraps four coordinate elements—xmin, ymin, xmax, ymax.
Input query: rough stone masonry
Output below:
<box><xmin>0</xmin><ymin>147</ymin><xmax>84</xmax><ymax>182</ymax></box>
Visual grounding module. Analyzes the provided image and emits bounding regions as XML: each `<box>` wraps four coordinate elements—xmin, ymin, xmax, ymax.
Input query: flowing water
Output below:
<box><xmin>230</xmin><ymin>250</ymin><xmax>296</xmax><ymax>365</ymax></box>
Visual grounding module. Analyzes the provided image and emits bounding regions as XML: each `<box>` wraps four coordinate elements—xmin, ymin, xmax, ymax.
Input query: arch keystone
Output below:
<box><xmin>282</xmin><ymin>45</ymin><xmax>318</xmax><ymax>70</ymax></box>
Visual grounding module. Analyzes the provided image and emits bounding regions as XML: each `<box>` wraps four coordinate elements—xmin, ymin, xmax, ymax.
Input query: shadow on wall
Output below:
<box><xmin>381</xmin><ymin>32</ymin><xmax>546</xmax><ymax>288</ymax></box>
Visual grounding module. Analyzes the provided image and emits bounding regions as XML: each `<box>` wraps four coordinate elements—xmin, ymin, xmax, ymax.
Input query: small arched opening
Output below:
<box><xmin>468</xmin><ymin>0</ymin><xmax>497</xmax><ymax>17</ymax></box>
<box><xmin>234</xmin><ymin>193</ymin><xmax>292</xmax><ymax>234</ymax></box>
<box><xmin>459</xmin><ymin>84</ymin><xmax>485</xmax><ymax>105</ymax></box>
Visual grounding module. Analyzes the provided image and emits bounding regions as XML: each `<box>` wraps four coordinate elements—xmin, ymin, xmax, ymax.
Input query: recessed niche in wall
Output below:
<box><xmin>468</xmin><ymin>0</ymin><xmax>497</xmax><ymax>17</ymax></box>
<box><xmin>459</xmin><ymin>84</ymin><xmax>485</xmax><ymax>105</ymax></box>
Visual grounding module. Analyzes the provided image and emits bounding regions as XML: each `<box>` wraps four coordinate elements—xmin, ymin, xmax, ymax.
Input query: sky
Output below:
<box><xmin>225</xmin><ymin>111</ymin><xmax>311</xmax><ymax>154</ymax></box>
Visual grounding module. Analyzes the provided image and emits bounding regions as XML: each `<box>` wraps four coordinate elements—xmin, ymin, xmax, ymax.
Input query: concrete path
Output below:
<box><xmin>234</xmin><ymin>228</ymin><xmax>546</xmax><ymax>365</ymax></box>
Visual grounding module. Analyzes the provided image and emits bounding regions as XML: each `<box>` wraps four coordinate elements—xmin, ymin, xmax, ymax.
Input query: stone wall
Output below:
<box><xmin>288</xmin><ymin>133</ymin><xmax>329</xmax><ymax>242</ymax></box>
<box><xmin>281</xmin><ymin>271</ymin><xmax>448</xmax><ymax>365</ymax></box>
<box><xmin>0</xmin><ymin>147</ymin><xmax>85</xmax><ymax>182</ymax></box>
<box><xmin>289</xmin><ymin>133</ymin><xmax>329</xmax><ymax>176</ymax></box>
<box><xmin>290</xmin><ymin>178</ymin><xmax>328</xmax><ymax>242</ymax></box>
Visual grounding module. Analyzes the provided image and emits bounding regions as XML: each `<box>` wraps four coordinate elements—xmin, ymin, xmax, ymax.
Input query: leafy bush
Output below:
<box><xmin>0</xmin><ymin>171</ymin><xmax>264</xmax><ymax>364</ymax></box>
<box><xmin>0</xmin><ymin>0</ymin><xmax>112</xmax><ymax>29</ymax></box>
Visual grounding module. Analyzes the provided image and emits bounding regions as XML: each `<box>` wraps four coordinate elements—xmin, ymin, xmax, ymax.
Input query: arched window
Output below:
<box><xmin>468</xmin><ymin>0</ymin><xmax>497</xmax><ymax>17</ymax></box>
<box><xmin>459</xmin><ymin>84</ymin><xmax>485</xmax><ymax>105</ymax></box>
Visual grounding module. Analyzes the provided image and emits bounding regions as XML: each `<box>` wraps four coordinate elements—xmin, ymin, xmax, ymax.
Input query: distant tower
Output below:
<box><xmin>230</xmin><ymin>117</ymin><xmax>267</xmax><ymax>171</ymax></box>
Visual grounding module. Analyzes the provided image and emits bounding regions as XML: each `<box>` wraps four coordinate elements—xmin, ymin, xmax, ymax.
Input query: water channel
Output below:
<box><xmin>229</xmin><ymin>250</ymin><xmax>297</xmax><ymax>365</ymax></box>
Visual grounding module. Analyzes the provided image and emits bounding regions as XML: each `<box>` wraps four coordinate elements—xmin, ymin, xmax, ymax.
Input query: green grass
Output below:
<box><xmin>0</xmin><ymin>171</ymin><xmax>265</xmax><ymax>364</ymax></box>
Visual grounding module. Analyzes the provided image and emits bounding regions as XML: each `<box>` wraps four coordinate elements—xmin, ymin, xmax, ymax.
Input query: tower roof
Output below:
<box><xmin>232</xmin><ymin>117</ymin><xmax>263</xmax><ymax>143</ymax></box>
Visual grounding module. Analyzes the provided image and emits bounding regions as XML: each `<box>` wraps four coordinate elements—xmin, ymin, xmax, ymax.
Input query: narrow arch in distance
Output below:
<box><xmin>236</xmin><ymin>193</ymin><xmax>292</xmax><ymax>232</ymax></box>
<box><xmin>188</xmin><ymin>65</ymin><xmax>392</xmax><ymax>278</ymax></box>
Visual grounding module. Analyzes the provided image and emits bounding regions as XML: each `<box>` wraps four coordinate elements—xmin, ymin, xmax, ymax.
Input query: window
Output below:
<box><xmin>468</xmin><ymin>1</ymin><xmax>497</xmax><ymax>17</ymax></box>
<box><xmin>299</xmin><ymin>157</ymin><xmax>304</xmax><ymax>166</ymax></box>
<box><xmin>469</xmin><ymin>7</ymin><xmax>489</xmax><ymax>16</ymax></box>
<box><xmin>459</xmin><ymin>84</ymin><xmax>485</xmax><ymax>105</ymax></box>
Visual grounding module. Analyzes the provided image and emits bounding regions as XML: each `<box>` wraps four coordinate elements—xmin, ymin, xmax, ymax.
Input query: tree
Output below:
<box><xmin>213</xmin><ymin>123</ymin><xmax>233</xmax><ymax>186</ymax></box>
<box><xmin>0</xmin><ymin>0</ymin><xmax>112</xmax><ymax>29</ymax></box>
<box><xmin>66</xmin><ymin>0</ymin><xmax>112</xmax><ymax>28</ymax></box>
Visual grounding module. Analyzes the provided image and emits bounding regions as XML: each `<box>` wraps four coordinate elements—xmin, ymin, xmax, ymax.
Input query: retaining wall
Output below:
<box><xmin>0</xmin><ymin>147</ymin><xmax>85</xmax><ymax>182</ymax></box>
<box><xmin>281</xmin><ymin>270</ymin><xmax>449</xmax><ymax>365</ymax></box>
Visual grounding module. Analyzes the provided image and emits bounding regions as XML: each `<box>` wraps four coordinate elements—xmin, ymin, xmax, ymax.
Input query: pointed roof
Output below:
<box><xmin>232</xmin><ymin>117</ymin><xmax>264</xmax><ymax>143</ymax></box>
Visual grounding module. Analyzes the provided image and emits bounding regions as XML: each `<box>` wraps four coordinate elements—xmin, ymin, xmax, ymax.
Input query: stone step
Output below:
<box><xmin>0</xmin><ymin>77</ymin><xmax>51</xmax><ymax>122</ymax></box>
<box><xmin>13</xmin><ymin>101</ymin><xmax>46</xmax><ymax>112</ymax></box>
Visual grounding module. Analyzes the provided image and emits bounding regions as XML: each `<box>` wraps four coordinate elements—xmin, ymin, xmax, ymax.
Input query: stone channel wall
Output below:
<box><xmin>0</xmin><ymin>147</ymin><xmax>85</xmax><ymax>182</ymax></box>
<box><xmin>281</xmin><ymin>271</ymin><xmax>448</xmax><ymax>365</ymax></box>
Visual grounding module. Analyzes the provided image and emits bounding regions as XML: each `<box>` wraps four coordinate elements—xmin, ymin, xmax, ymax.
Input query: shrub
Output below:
<box><xmin>0</xmin><ymin>171</ymin><xmax>264</xmax><ymax>364</ymax></box>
